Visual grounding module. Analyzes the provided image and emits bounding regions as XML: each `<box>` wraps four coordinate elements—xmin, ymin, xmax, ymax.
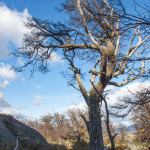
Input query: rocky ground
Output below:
<box><xmin>0</xmin><ymin>114</ymin><xmax>51</xmax><ymax>150</ymax></box>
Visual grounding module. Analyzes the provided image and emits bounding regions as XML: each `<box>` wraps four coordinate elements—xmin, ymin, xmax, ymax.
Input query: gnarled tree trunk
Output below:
<box><xmin>88</xmin><ymin>94</ymin><xmax>104</xmax><ymax>150</ymax></box>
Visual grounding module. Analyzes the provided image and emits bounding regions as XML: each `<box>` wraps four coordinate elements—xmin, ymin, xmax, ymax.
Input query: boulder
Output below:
<box><xmin>0</xmin><ymin>114</ymin><xmax>51</xmax><ymax>150</ymax></box>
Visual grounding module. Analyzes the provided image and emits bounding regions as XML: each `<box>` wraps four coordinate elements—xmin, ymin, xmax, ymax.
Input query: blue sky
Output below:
<box><xmin>0</xmin><ymin>0</ymin><xmax>85</xmax><ymax>119</ymax></box>
<box><xmin>0</xmin><ymin>0</ymin><xmax>150</xmax><ymax>126</ymax></box>
<box><xmin>2</xmin><ymin>0</ymin><xmax>66</xmax><ymax>20</ymax></box>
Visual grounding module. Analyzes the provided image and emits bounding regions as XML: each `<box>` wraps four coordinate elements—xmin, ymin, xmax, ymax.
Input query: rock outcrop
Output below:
<box><xmin>0</xmin><ymin>114</ymin><xmax>51</xmax><ymax>150</ymax></box>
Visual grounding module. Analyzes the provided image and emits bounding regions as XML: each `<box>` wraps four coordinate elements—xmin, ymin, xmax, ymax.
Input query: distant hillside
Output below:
<box><xmin>126</xmin><ymin>124</ymin><xmax>136</xmax><ymax>131</ymax></box>
<box><xmin>115</xmin><ymin>124</ymin><xmax>136</xmax><ymax>132</ymax></box>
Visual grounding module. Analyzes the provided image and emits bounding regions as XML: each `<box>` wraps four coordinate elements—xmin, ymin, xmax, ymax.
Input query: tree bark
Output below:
<box><xmin>88</xmin><ymin>94</ymin><xmax>104</xmax><ymax>150</ymax></box>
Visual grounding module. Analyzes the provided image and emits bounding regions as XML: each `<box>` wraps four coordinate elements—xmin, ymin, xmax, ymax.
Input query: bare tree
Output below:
<box><xmin>119</xmin><ymin>0</ymin><xmax>150</xmax><ymax>30</ymax></box>
<box><xmin>132</xmin><ymin>102</ymin><xmax>150</xmax><ymax>148</ymax></box>
<box><xmin>67</xmin><ymin>109</ymin><xmax>89</xmax><ymax>141</ymax></box>
<box><xmin>53</xmin><ymin>113</ymin><xmax>65</xmax><ymax>150</ymax></box>
<box><xmin>40</xmin><ymin>114</ymin><xmax>55</xmax><ymax>141</ymax></box>
<box><xmin>13</xmin><ymin>0</ymin><xmax>150</xmax><ymax>149</ymax></box>
<box><xmin>111</xmin><ymin>86</ymin><xmax>150</xmax><ymax>148</ymax></box>
<box><xmin>111</xmin><ymin>86</ymin><xmax>150</xmax><ymax>118</ymax></box>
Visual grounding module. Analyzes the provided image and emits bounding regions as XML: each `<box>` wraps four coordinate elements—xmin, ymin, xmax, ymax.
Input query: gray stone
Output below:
<box><xmin>0</xmin><ymin>114</ymin><xmax>51</xmax><ymax>150</ymax></box>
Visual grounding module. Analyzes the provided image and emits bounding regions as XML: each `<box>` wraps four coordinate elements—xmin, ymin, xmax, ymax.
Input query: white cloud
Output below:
<box><xmin>113</xmin><ymin>120</ymin><xmax>133</xmax><ymax>127</ymax></box>
<box><xmin>49</xmin><ymin>52</ymin><xmax>63</xmax><ymax>64</ymax></box>
<box><xmin>0</xmin><ymin>92</ymin><xmax>26</xmax><ymax>119</ymax></box>
<box><xmin>0</xmin><ymin>80</ymin><xmax>9</xmax><ymax>89</ymax></box>
<box><xmin>0</xmin><ymin>4</ymin><xmax>63</xmax><ymax>64</ymax></box>
<box><xmin>32</xmin><ymin>96</ymin><xmax>44</xmax><ymax>105</ymax></box>
<box><xmin>0</xmin><ymin>92</ymin><xmax>11</xmax><ymax>108</ymax></box>
<box><xmin>38</xmin><ymin>49</ymin><xmax>63</xmax><ymax>64</ymax></box>
<box><xmin>0</xmin><ymin>63</ymin><xmax>16</xmax><ymax>80</ymax></box>
<box><xmin>0</xmin><ymin>107</ymin><xmax>25</xmax><ymax>119</ymax></box>
<box><xmin>0</xmin><ymin>61</ymin><xmax>22</xmax><ymax>118</ymax></box>
<box><xmin>0</xmin><ymin>91</ymin><xmax>26</xmax><ymax>119</ymax></box>
<box><xmin>106</xmin><ymin>80</ymin><xmax>150</xmax><ymax>105</ymax></box>
<box><xmin>34</xmin><ymin>85</ymin><xmax>41</xmax><ymax>89</ymax></box>
<box><xmin>104</xmin><ymin>85</ymin><xmax>116</xmax><ymax>94</ymax></box>
<box><xmin>0</xmin><ymin>63</ymin><xmax>16</xmax><ymax>112</ymax></box>
<box><xmin>17</xmin><ymin>58</ymin><xmax>25</xmax><ymax>66</ymax></box>
<box><xmin>0</xmin><ymin>4</ymin><xmax>30</xmax><ymax>59</ymax></box>
<box><xmin>61</xmin><ymin>81</ymin><xmax>150</xmax><ymax>115</ymax></box>
<box><xmin>62</xmin><ymin>102</ymin><xmax>87</xmax><ymax>112</ymax></box>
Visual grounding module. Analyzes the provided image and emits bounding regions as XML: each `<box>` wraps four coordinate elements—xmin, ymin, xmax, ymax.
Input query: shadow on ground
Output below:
<box><xmin>50</xmin><ymin>144</ymin><xmax>67</xmax><ymax>150</ymax></box>
<box><xmin>50</xmin><ymin>140</ymin><xmax>90</xmax><ymax>150</ymax></box>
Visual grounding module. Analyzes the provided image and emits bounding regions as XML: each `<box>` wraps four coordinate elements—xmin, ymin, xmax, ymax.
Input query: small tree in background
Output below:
<box><xmin>132</xmin><ymin>103</ymin><xmax>150</xmax><ymax>148</ymax></box>
<box><xmin>14</xmin><ymin>0</ymin><xmax>150</xmax><ymax>149</ymax></box>
<box><xmin>111</xmin><ymin>86</ymin><xmax>150</xmax><ymax>117</ymax></box>
<box><xmin>111</xmin><ymin>86</ymin><xmax>150</xmax><ymax>149</ymax></box>
<box><xmin>40</xmin><ymin>114</ymin><xmax>55</xmax><ymax>142</ymax></box>
<box><xmin>116</xmin><ymin>123</ymin><xmax>127</xmax><ymax>142</ymax></box>
<box><xmin>67</xmin><ymin>109</ymin><xmax>89</xmax><ymax>142</ymax></box>
<box><xmin>22</xmin><ymin>110</ymin><xmax>89</xmax><ymax>149</ymax></box>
